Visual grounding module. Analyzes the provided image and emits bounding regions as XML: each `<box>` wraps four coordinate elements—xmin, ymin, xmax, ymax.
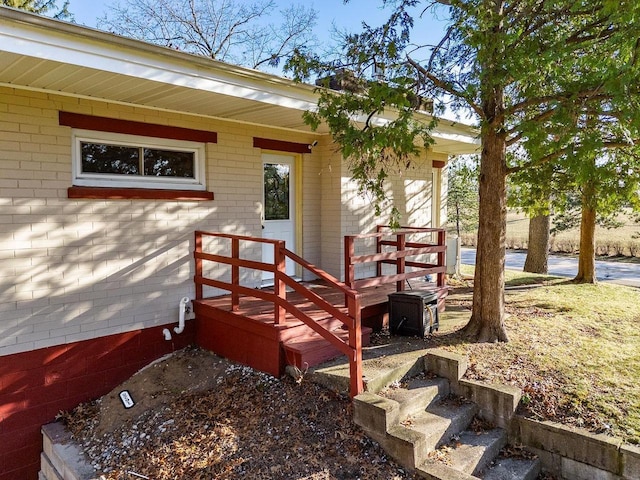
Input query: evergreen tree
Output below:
<box><xmin>510</xmin><ymin>147</ymin><xmax>640</xmax><ymax>281</ymax></box>
<box><xmin>2</xmin><ymin>0</ymin><xmax>70</xmax><ymax>19</ymax></box>
<box><xmin>508</xmin><ymin>161</ymin><xmax>555</xmax><ymax>274</ymax></box>
<box><xmin>447</xmin><ymin>156</ymin><xmax>479</xmax><ymax>238</ymax></box>
<box><xmin>289</xmin><ymin>0</ymin><xmax>640</xmax><ymax>342</ymax></box>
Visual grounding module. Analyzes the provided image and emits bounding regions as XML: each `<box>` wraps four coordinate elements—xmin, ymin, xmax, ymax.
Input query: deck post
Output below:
<box><xmin>344</xmin><ymin>236</ymin><xmax>355</xmax><ymax>305</ymax></box>
<box><xmin>274</xmin><ymin>241</ymin><xmax>286</xmax><ymax>325</ymax></box>
<box><xmin>231</xmin><ymin>237</ymin><xmax>240</xmax><ymax>311</ymax></box>
<box><xmin>396</xmin><ymin>232</ymin><xmax>406</xmax><ymax>292</ymax></box>
<box><xmin>376</xmin><ymin>225</ymin><xmax>383</xmax><ymax>278</ymax></box>
<box><xmin>348</xmin><ymin>296</ymin><xmax>363</xmax><ymax>397</ymax></box>
<box><xmin>437</xmin><ymin>230</ymin><xmax>446</xmax><ymax>287</ymax></box>
<box><xmin>194</xmin><ymin>231</ymin><xmax>203</xmax><ymax>300</ymax></box>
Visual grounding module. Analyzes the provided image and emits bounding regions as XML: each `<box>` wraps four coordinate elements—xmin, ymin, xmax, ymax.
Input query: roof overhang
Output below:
<box><xmin>0</xmin><ymin>6</ymin><xmax>479</xmax><ymax>155</ymax></box>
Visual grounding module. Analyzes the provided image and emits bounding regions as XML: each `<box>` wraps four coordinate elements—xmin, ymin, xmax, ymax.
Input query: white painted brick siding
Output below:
<box><xmin>1</xmin><ymin>86</ymin><xmax>448</xmax><ymax>356</ymax></box>
<box><xmin>0</xmin><ymin>87</ymin><xmax>322</xmax><ymax>356</ymax></box>
<box><xmin>321</xmin><ymin>145</ymin><xmax>448</xmax><ymax>281</ymax></box>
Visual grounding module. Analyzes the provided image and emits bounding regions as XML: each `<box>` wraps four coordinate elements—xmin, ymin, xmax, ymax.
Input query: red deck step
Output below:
<box><xmin>282</xmin><ymin>325</ymin><xmax>372</xmax><ymax>370</ymax></box>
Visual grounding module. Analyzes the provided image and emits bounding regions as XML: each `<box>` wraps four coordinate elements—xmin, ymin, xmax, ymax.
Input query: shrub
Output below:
<box><xmin>611</xmin><ymin>241</ymin><xmax>625</xmax><ymax>256</ymax></box>
<box><xmin>595</xmin><ymin>241</ymin><xmax>609</xmax><ymax>256</ymax></box>
<box><xmin>460</xmin><ymin>233</ymin><xmax>477</xmax><ymax>247</ymax></box>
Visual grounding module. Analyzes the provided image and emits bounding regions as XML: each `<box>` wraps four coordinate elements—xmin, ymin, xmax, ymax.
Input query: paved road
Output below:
<box><xmin>460</xmin><ymin>247</ymin><xmax>640</xmax><ymax>287</ymax></box>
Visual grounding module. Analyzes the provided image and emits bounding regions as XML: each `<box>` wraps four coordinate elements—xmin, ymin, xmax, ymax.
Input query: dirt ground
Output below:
<box><xmin>60</xmin><ymin>278</ymin><xmax>613</xmax><ymax>480</ymax></box>
<box><xmin>60</xmin><ymin>346</ymin><xmax>420</xmax><ymax>480</ymax></box>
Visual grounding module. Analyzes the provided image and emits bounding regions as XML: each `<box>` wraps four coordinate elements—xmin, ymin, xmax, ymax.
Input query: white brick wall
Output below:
<box><xmin>0</xmin><ymin>85</ymin><xmax>448</xmax><ymax>356</ymax></box>
<box><xmin>319</xmin><ymin>141</ymin><xmax>344</xmax><ymax>279</ymax></box>
<box><xmin>0</xmin><ymin>87</ymin><xmax>321</xmax><ymax>356</ymax></box>
<box><xmin>320</xmin><ymin>146</ymin><xmax>448</xmax><ymax>281</ymax></box>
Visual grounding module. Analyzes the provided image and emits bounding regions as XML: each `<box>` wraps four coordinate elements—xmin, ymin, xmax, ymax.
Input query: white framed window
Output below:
<box><xmin>72</xmin><ymin>129</ymin><xmax>206</xmax><ymax>191</ymax></box>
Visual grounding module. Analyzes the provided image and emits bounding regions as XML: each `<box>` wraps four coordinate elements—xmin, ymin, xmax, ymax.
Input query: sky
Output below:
<box><xmin>70</xmin><ymin>0</ymin><xmax>448</xmax><ymax>52</ymax></box>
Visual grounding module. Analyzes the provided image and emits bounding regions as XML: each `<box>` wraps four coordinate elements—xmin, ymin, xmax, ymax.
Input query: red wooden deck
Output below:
<box><xmin>193</xmin><ymin>228</ymin><xmax>448</xmax><ymax>396</ymax></box>
<box><xmin>194</xmin><ymin>280</ymin><xmax>445</xmax><ymax>382</ymax></box>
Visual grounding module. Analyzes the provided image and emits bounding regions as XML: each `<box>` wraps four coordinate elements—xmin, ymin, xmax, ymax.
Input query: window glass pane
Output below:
<box><xmin>264</xmin><ymin>163</ymin><xmax>290</xmax><ymax>220</ymax></box>
<box><xmin>81</xmin><ymin>142</ymin><xmax>140</xmax><ymax>175</ymax></box>
<box><xmin>144</xmin><ymin>149</ymin><xmax>195</xmax><ymax>177</ymax></box>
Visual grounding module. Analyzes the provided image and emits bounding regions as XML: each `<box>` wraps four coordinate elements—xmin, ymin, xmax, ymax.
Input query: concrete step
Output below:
<box><xmin>348</xmin><ymin>349</ymin><xmax>537</xmax><ymax>480</ymax></box>
<box><xmin>400</xmin><ymin>399</ymin><xmax>479</xmax><ymax>451</ymax></box>
<box><xmin>382</xmin><ymin>376</ymin><xmax>450</xmax><ymax>422</ymax></box>
<box><xmin>417</xmin><ymin>460</ymin><xmax>479</xmax><ymax>480</ymax></box>
<box><xmin>440</xmin><ymin>428</ymin><xmax>507</xmax><ymax>476</ymax></box>
<box><xmin>385</xmin><ymin>399</ymin><xmax>479</xmax><ymax>470</ymax></box>
<box><xmin>353</xmin><ymin>376</ymin><xmax>450</xmax><ymax>440</ymax></box>
<box><xmin>481</xmin><ymin>456</ymin><xmax>541</xmax><ymax>480</ymax></box>
<box><xmin>312</xmin><ymin>345</ymin><xmax>430</xmax><ymax>394</ymax></box>
<box><xmin>418</xmin><ymin>445</ymin><xmax>541</xmax><ymax>480</ymax></box>
<box><xmin>282</xmin><ymin>326</ymin><xmax>372</xmax><ymax>369</ymax></box>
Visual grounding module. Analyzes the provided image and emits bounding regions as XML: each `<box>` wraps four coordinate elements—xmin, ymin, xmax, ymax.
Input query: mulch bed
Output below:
<box><xmin>61</xmin><ymin>352</ymin><xmax>419</xmax><ymax>480</ymax></box>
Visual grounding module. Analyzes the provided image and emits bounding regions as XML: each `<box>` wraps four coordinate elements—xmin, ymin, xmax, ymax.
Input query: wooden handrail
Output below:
<box><xmin>280</xmin><ymin>248</ymin><xmax>363</xmax><ymax>396</ymax></box>
<box><xmin>194</xmin><ymin>230</ymin><xmax>363</xmax><ymax>397</ymax></box>
<box><xmin>195</xmin><ymin>230</ymin><xmax>285</xmax><ymax>245</ymax></box>
<box><xmin>345</xmin><ymin>225</ymin><xmax>447</xmax><ymax>292</ymax></box>
<box><xmin>282</xmin><ymin>248</ymin><xmax>359</xmax><ymax>298</ymax></box>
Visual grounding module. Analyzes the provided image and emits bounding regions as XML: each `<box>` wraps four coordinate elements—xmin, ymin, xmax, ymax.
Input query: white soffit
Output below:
<box><xmin>429</xmin><ymin>120</ymin><xmax>480</xmax><ymax>155</ymax></box>
<box><xmin>0</xmin><ymin>8</ymin><xmax>319</xmax><ymax>131</ymax></box>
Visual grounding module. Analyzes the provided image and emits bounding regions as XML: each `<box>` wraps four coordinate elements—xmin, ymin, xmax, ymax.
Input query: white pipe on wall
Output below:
<box><xmin>162</xmin><ymin>328</ymin><xmax>172</xmax><ymax>341</ymax></box>
<box><xmin>174</xmin><ymin>296</ymin><xmax>190</xmax><ymax>334</ymax></box>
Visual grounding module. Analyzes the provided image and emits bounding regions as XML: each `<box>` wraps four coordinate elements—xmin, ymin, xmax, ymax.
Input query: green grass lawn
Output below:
<box><xmin>439</xmin><ymin>268</ymin><xmax>640</xmax><ymax>444</ymax></box>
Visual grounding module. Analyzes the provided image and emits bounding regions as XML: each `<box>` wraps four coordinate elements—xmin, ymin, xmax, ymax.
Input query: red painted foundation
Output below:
<box><xmin>195</xmin><ymin>302</ymin><xmax>286</xmax><ymax>377</ymax></box>
<box><xmin>0</xmin><ymin>324</ymin><xmax>195</xmax><ymax>480</ymax></box>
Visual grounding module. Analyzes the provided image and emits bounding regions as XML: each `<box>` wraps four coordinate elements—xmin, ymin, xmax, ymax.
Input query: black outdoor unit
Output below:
<box><xmin>388</xmin><ymin>290</ymin><xmax>439</xmax><ymax>336</ymax></box>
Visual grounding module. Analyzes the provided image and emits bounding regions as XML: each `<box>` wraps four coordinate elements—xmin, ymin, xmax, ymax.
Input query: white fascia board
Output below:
<box><xmin>347</xmin><ymin>108</ymin><xmax>479</xmax><ymax>150</ymax></box>
<box><xmin>0</xmin><ymin>8</ymin><xmax>319</xmax><ymax>112</ymax></box>
<box><xmin>431</xmin><ymin>130</ymin><xmax>480</xmax><ymax>147</ymax></box>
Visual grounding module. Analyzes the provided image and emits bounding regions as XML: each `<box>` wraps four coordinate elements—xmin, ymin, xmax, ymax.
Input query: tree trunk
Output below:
<box><xmin>574</xmin><ymin>181</ymin><xmax>597</xmax><ymax>283</ymax></box>
<box><xmin>462</xmin><ymin>122</ymin><xmax>509</xmax><ymax>342</ymax></box>
<box><xmin>462</xmin><ymin>2</ymin><xmax>508</xmax><ymax>343</ymax></box>
<box><xmin>523</xmin><ymin>214</ymin><xmax>550</xmax><ymax>274</ymax></box>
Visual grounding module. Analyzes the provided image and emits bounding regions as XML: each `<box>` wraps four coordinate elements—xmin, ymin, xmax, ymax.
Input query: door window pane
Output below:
<box><xmin>264</xmin><ymin>163</ymin><xmax>290</xmax><ymax>220</ymax></box>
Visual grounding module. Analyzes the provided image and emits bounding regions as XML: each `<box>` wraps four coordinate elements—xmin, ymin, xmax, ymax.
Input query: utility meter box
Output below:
<box><xmin>388</xmin><ymin>290</ymin><xmax>439</xmax><ymax>337</ymax></box>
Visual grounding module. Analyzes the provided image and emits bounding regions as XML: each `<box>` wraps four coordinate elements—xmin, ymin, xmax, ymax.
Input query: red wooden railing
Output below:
<box><xmin>194</xmin><ymin>231</ymin><xmax>364</xmax><ymax>397</ymax></box>
<box><xmin>344</xmin><ymin>225</ymin><xmax>446</xmax><ymax>292</ymax></box>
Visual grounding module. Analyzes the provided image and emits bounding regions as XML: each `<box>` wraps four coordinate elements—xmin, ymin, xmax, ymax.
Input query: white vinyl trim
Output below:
<box><xmin>72</xmin><ymin>129</ymin><xmax>206</xmax><ymax>190</ymax></box>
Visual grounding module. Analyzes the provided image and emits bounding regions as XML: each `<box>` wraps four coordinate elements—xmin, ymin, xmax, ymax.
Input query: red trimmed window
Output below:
<box><xmin>60</xmin><ymin>113</ymin><xmax>216</xmax><ymax>199</ymax></box>
<box><xmin>72</xmin><ymin>130</ymin><xmax>206</xmax><ymax>191</ymax></box>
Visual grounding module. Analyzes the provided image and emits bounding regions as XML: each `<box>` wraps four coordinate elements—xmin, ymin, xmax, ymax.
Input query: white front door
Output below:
<box><xmin>262</xmin><ymin>153</ymin><xmax>296</xmax><ymax>282</ymax></box>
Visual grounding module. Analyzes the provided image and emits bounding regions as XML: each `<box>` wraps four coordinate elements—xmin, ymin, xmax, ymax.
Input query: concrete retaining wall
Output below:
<box><xmin>425</xmin><ymin>350</ymin><xmax>521</xmax><ymax>430</ymax></box>
<box><xmin>425</xmin><ymin>349</ymin><xmax>640</xmax><ymax>480</ymax></box>
<box><xmin>512</xmin><ymin>417</ymin><xmax>640</xmax><ymax>480</ymax></box>
<box><xmin>41</xmin><ymin>422</ymin><xmax>96</xmax><ymax>480</ymax></box>
<box><xmin>458</xmin><ymin>378</ymin><xmax>521</xmax><ymax>430</ymax></box>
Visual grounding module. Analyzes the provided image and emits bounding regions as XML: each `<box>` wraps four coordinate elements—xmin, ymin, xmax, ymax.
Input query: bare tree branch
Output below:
<box><xmin>98</xmin><ymin>0</ymin><xmax>317</xmax><ymax>71</ymax></box>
